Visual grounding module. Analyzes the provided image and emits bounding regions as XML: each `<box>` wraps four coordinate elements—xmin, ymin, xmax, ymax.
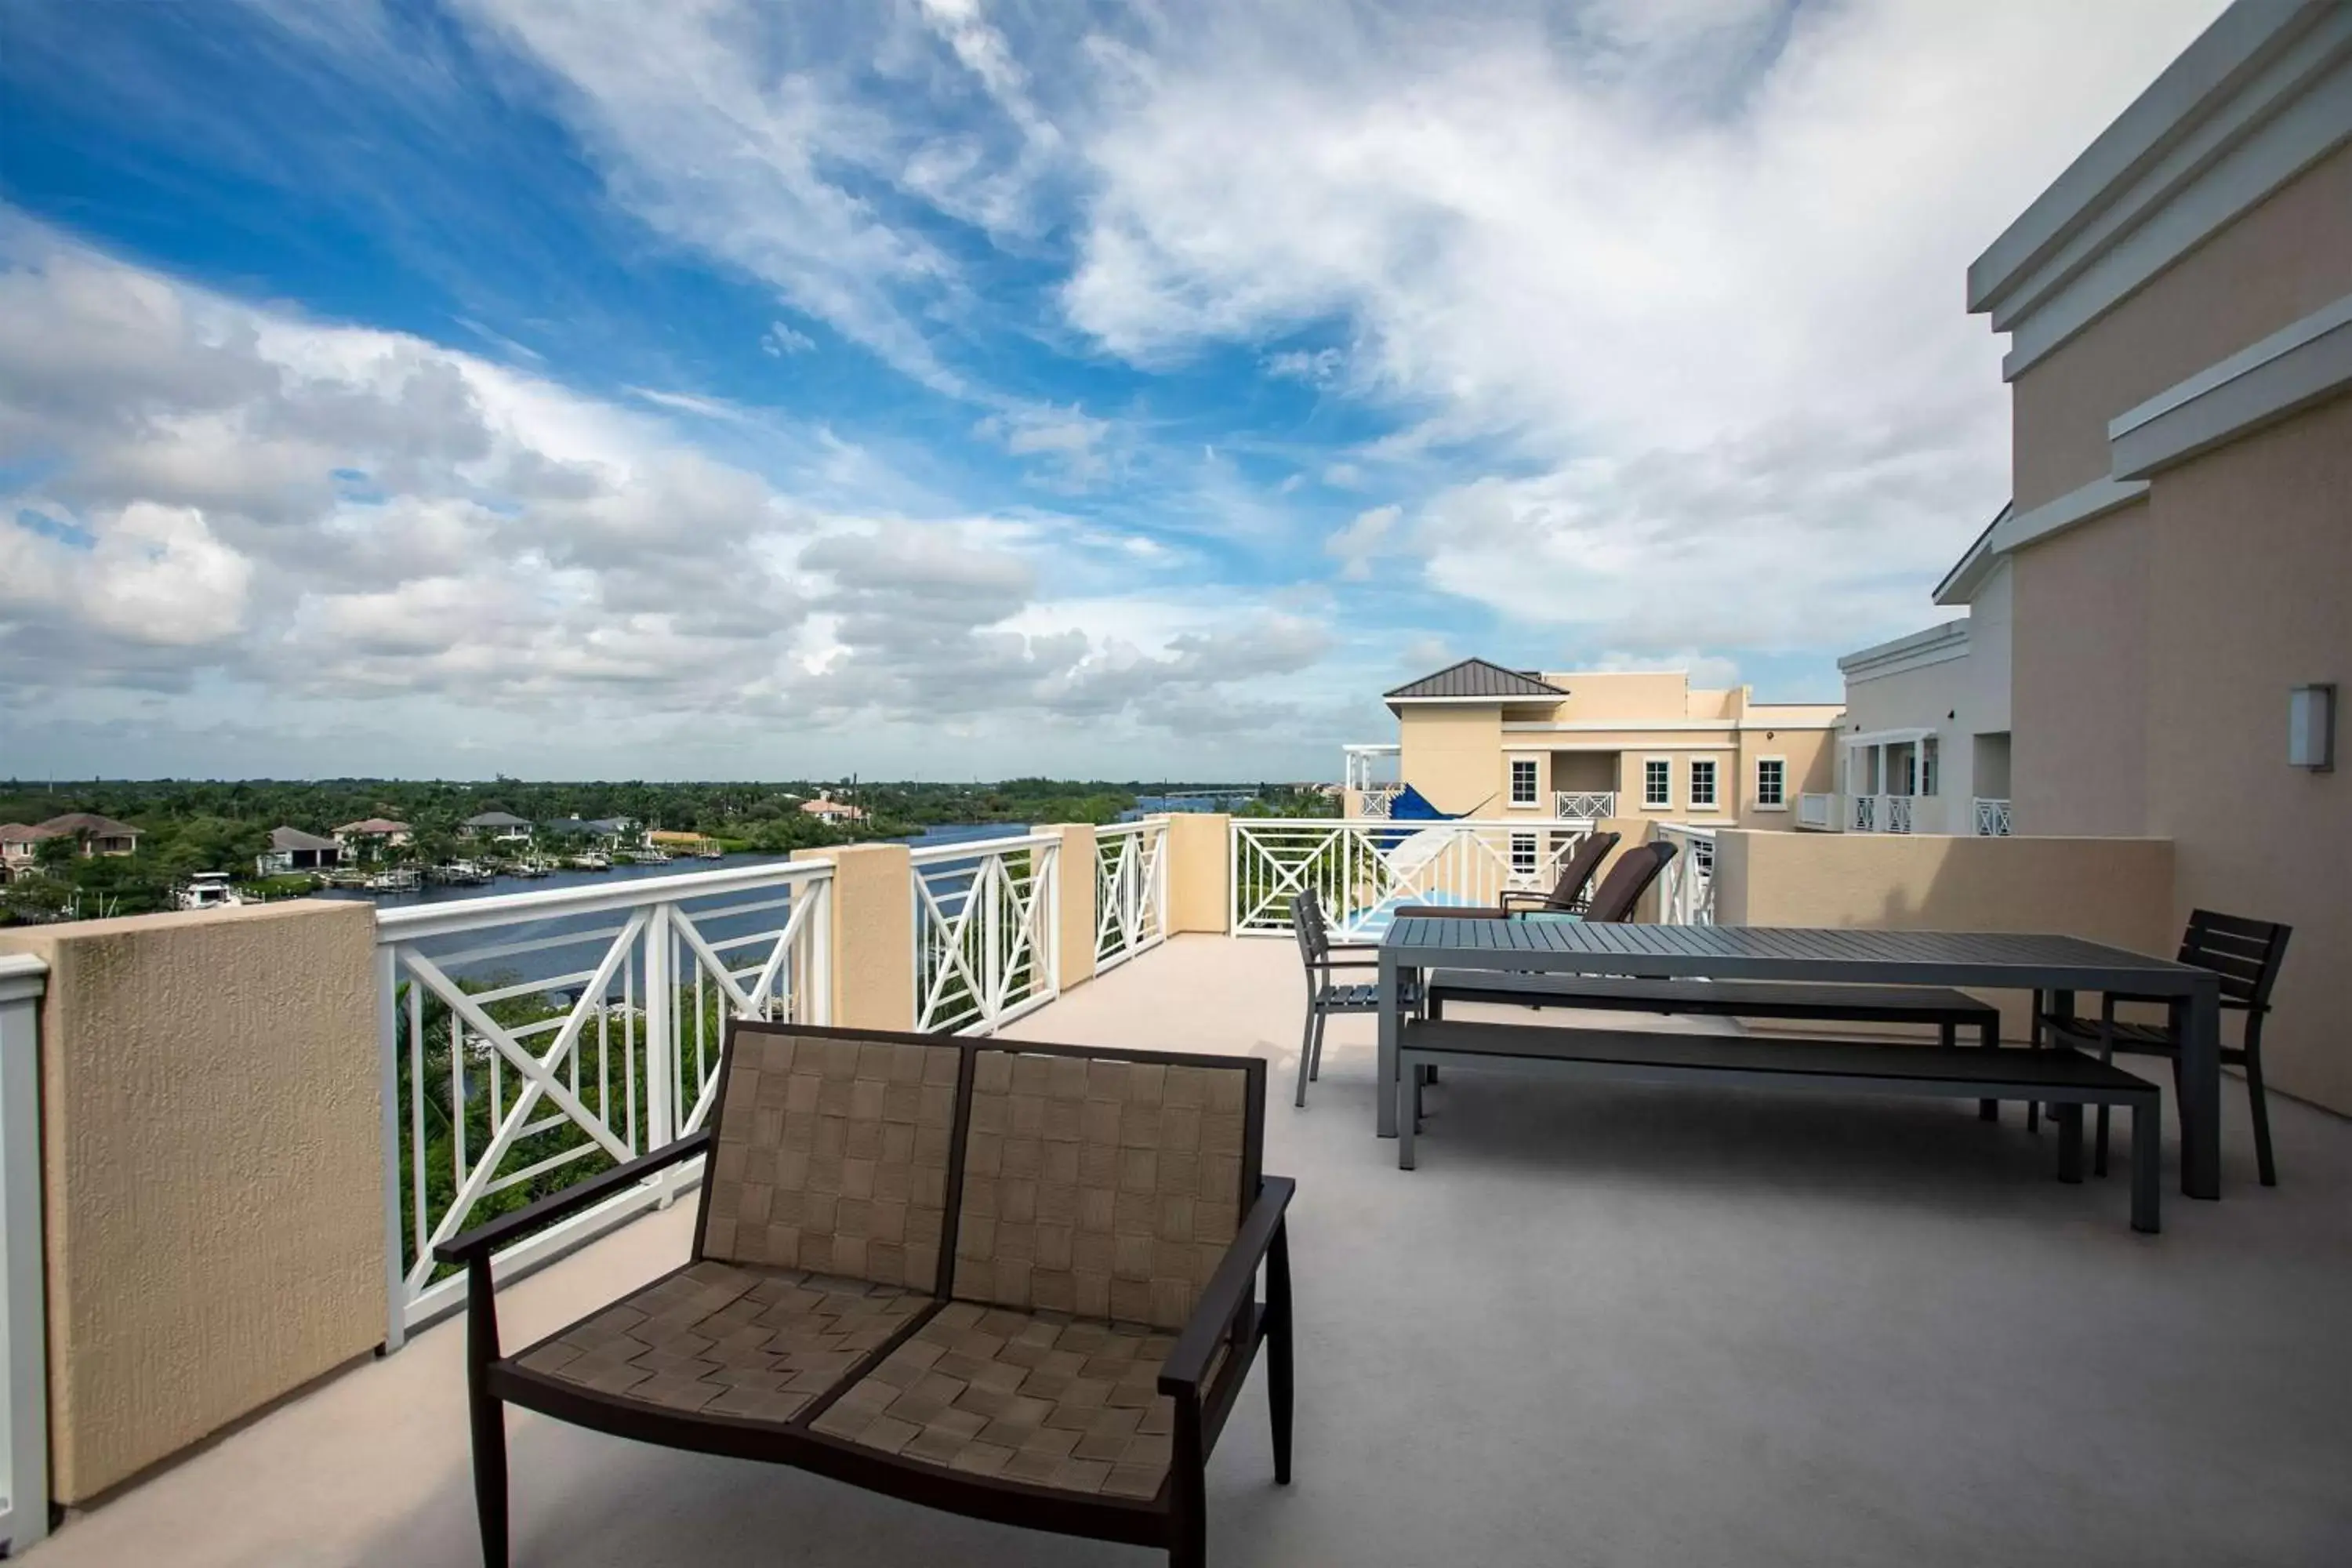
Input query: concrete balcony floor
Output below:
<box><xmin>28</xmin><ymin>935</ymin><xmax>2352</xmax><ymax>1566</ymax></box>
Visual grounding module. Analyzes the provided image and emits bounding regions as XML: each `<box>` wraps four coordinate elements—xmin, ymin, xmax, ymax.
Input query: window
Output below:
<box><xmin>1510</xmin><ymin>831</ymin><xmax>1537</xmax><ymax>874</ymax></box>
<box><xmin>1689</xmin><ymin>758</ymin><xmax>1718</xmax><ymax>810</ymax></box>
<box><xmin>1509</xmin><ymin>757</ymin><xmax>1539</xmax><ymax>807</ymax></box>
<box><xmin>1642</xmin><ymin>758</ymin><xmax>1671</xmax><ymax>809</ymax></box>
<box><xmin>1920</xmin><ymin>736</ymin><xmax>1940</xmax><ymax>797</ymax></box>
<box><xmin>1756</xmin><ymin>757</ymin><xmax>1787</xmax><ymax>808</ymax></box>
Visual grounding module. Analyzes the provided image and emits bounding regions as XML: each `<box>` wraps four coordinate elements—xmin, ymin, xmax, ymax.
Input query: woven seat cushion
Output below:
<box><xmin>811</xmin><ymin>1300</ymin><xmax>1221</xmax><ymax>1500</ymax></box>
<box><xmin>511</xmin><ymin>1259</ymin><xmax>924</xmax><ymax>1421</ymax></box>
<box><xmin>702</xmin><ymin>1032</ymin><xmax>960</xmax><ymax>1290</ymax></box>
<box><xmin>953</xmin><ymin>1050</ymin><xmax>1250</xmax><ymax>1330</ymax></box>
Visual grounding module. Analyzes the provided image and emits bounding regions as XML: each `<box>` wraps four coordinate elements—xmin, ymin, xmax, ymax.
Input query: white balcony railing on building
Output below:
<box><xmin>911</xmin><ymin>833</ymin><xmax>1061</xmax><ymax>1035</ymax></box>
<box><xmin>1796</xmin><ymin>793</ymin><xmax>1835</xmax><ymax>830</ymax></box>
<box><xmin>374</xmin><ymin>862</ymin><xmax>833</xmax><ymax>1339</ymax></box>
<box><xmin>1974</xmin><ymin>797</ymin><xmax>2013</xmax><ymax>837</ymax></box>
<box><xmin>1552</xmin><ymin>790</ymin><xmax>1617</xmax><ymax>818</ymax></box>
<box><xmin>1653</xmin><ymin>825</ymin><xmax>1716</xmax><ymax>925</ymax></box>
<box><xmin>1849</xmin><ymin>794</ymin><xmax>1916</xmax><ymax>833</ymax></box>
<box><xmin>1356</xmin><ymin>785</ymin><xmax>1403</xmax><ymax>819</ymax></box>
<box><xmin>0</xmin><ymin>954</ymin><xmax>50</xmax><ymax>1553</ymax></box>
<box><xmin>1094</xmin><ymin>821</ymin><xmax>1169</xmax><ymax>974</ymax></box>
<box><xmin>1229</xmin><ymin>818</ymin><xmax>1604</xmax><ymax>938</ymax></box>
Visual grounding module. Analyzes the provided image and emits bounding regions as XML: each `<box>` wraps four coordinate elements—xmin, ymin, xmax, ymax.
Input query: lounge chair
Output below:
<box><xmin>1390</xmin><ymin>829</ymin><xmax>1621</xmax><ymax>923</ymax></box>
<box><xmin>438</xmin><ymin>1022</ymin><xmax>1296</xmax><ymax>1567</ymax></box>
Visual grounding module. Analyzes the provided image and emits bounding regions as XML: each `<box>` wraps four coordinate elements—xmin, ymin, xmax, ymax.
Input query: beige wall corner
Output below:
<box><xmin>800</xmin><ymin>843</ymin><xmax>915</xmax><ymax>1032</ymax></box>
<box><xmin>1709</xmin><ymin>829</ymin><xmax>2176</xmax><ymax>1039</ymax></box>
<box><xmin>1049</xmin><ymin>824</ymin><xmax>1098</xmax><ymax>990</ymax></box>
<box><xmin>0</xmin><ymin>899</ymin><xmax>382</xmax><ymax>1503</ymax></box>
<box><xmin>1164</xmin><ymin>814</ymin><xmax>1231</xmax><ymax>935</ymax></box>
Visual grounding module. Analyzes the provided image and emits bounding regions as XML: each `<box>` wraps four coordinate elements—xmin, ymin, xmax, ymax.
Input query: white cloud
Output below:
<box><xmin>1264</xmin><ymin>346</ymin><xmax>1343</xmax><ymax>387</ymax></box>
<box><xmin>760</xmin><ymin>321</ymin><xmax>816</xmax><ymax>356</ymax></box>
<box><xmin>972</xmin><ymin>402</ymin><xmax>1117</xmax><ymax>489</ymax></box>
<box><xmin>1325</xmin><ymin>503</ymin><xmax>1400</xmax><ymax>582</ymax></box>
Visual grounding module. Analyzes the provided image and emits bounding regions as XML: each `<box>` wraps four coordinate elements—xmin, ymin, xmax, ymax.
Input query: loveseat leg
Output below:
<box><xmin>466</xmin><ymin>1256</ymin><xmax>511</xmax><ymax>1567</ymax></box>
<box><xmin>1267</xmin><ymin>1217</ymin><xmax>1294</xmax><ymax>1486</ymax></box>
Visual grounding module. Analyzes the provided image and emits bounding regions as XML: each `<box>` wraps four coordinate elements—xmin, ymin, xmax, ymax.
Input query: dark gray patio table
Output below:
<box><xmin>1376</xmin><ymin>917</ymin><xmax>2224</xmax><ymax>1200</ymax></box>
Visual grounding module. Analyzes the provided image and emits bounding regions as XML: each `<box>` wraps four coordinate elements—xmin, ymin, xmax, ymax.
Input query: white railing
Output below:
<box><xmin>912</xmin><ymin>833</ymin><xmax>1061</xmax><ymax>1035</ymax></box>
<box><xmin>1356</xmin><ymin>785</ymin><xmax>1403</xmax><ymax>818</ymax></box>
<box><xmin>1653</xmin><ymin>825</ymin><xmax>1716</xmax><ymax>925</ymax></box>
<box><xmin>1552</xmin><ymin>790</ymin><xmax>1617</xmax><ymax>818</ymax></box>
<box><xmin>0</xmin><ymin>956</ymin><xmax>49</xmax><ymax>1554</ymax></box>
<box><xmin>1796</xmin><ymin>792</ymin><xmax>1835</xmax><ymax>830</ymax></box>
<box><xmin>1849</xmin><ymin>794</ymin><xmax>1915</xmax><ymax>833</ymax></box>
<box><xmin>1974</xmin><ymin>797</ymin><xmax>2013</xmax><ymax>836</ymax></box>
<box><xmin>375</xmin><ymin>861</ymin><xmax>832</xmax><ymax>1339</ymax></box>
<box><xmin>1230</xmin><ymin>818</ymin><xmax>1602</xmax><ymax>938</ymax></box>
<box><xmin>1094</xmin><ymin>821</ymin><xmax>1169</xmax><ymax>974</ymax></box>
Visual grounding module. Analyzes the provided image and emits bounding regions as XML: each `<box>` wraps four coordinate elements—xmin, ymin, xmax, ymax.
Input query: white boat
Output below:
<box><xmin>569</xmin><ymin>852</ymin><xmax>612</xmax><ymax>871</ymax></box>
<box><xmin>176</xmin><ymin>873</ymin><xmax>249</xmax><ymax>912</ymax></box>
<box><xmin>365</xmin><ymin>867</ymin><xmax>422</xmax><ymax>893</ymax></box>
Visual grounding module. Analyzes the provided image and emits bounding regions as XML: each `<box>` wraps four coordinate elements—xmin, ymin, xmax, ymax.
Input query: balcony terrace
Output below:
<box><xmin>3</xmin><ymin>816</ymin><xmax>2349</xmax><ymax>1566</ymax></box>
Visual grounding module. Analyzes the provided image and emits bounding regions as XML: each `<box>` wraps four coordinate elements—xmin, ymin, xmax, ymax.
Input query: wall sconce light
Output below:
<box><xmin>2289</xmin><ymin>684</ymin><xmax>2335</xmax><ymax>771</ymax></box>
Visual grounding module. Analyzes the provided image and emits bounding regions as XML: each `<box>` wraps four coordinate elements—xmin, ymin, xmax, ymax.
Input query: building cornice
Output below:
<box><xmin>1498</xmin><ymin>717</ymin><xmax>1842</xmax><ymax>735</ymax></box>
<box><xmin>1836</xmin><ymin>619</ymin><xmax>1972</xmax><ymax>684</ymax></box>
<box><xmin>1990</xmin><ymin>476</ymin><xmax>2151</xmax><ymax>555</ymax></box>
<box><xmin>2111</xmin><ymin>290</ymin><xmax>2352</xmax><ymax>477</ymax></box>
<box><xmin>1969</xmin><ymin>2</ymin><xmax>2352</xmax><ymax>381</ymax></box>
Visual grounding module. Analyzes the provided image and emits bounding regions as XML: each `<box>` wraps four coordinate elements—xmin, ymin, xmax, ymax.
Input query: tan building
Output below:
<box><xmin>1347</xmin><ymin>659</ymin><xmax>1841</xmax><ymax>829</ymax></box>
<box><xmin>1957</xmin><ymin>0</ymin><xmax>2350</xmax><ymax>1112</ymax></box>
<box><xmin>800</xmin><ymin>793</ymin><xmax>867</xmax><ymax>823</ymax></box>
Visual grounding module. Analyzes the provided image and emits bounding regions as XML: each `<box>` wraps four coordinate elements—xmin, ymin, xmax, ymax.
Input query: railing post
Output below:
<box><xmin>0</xmin><ymin>954</ymin><xmax>50</xmax><ymax>1554</ymax></box>
<box><xmin>643</xmin><ymin>902</ymin><xmax>674</xmax><ymax>1207</ymax></box>
<box><xmin>375</xmin><ymin>941</ymin><xmax>405</xmax><ymax>1355</ymax></box>
<box><xmin>1050</xmin><ymin>825</ymin><xmax>1097</xmax><ymax>989</ymax></box>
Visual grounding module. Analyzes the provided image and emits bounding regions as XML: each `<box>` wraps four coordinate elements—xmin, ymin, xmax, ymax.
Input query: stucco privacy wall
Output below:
<box><xmin>1711</xmin><ymin>830</ymin><xmax>2175</xmax><ymax>1041</ymax></box>
<box><xmin>2141</xmin><ymin>394</ymin><xmax>2352</xmax><ymax>1113</ymax></box>
<box><xmin>2009</xmin><ymin>141</ymin><xmax>2352</xmax><ymax>510</ymax></box>
<box><xmin>802</xmin><ymin>842</ymin><xmax>916</xmax><ymax>1032</ymax></box>
<box><xmin>1165</xmin><ymin>813</ymin><xmax>1231</xmax><ymax>934</ymax></box>
<box><xmin>0</xmin><ymin>900</ymin><xmax>383</xmax><ymax>1503</ymax></box>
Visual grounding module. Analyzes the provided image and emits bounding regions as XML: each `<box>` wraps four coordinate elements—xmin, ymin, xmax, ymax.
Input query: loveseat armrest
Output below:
<box><xmin>434</xmin><ymin>1128</ymin><xmax>713</xmax><ymax>1268</ymax></box>
<box><xmin>1160</xmin><ymin>1175</ymin><xmax>1296</xmax><ymax>1396</ymax></box>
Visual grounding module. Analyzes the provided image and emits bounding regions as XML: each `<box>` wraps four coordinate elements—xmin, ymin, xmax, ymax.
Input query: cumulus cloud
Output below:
<box><xmin>1325</xmin><ymin>503</ymin><xmax>1401</xmax><ymax>582</ymax></box>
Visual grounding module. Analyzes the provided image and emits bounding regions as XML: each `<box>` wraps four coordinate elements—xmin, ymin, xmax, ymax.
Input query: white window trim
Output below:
<box><xmin>1508</xmin><ymin>830</ymin><xmax>1539</xmax><ymax>874</ymax></box>
<box><xmin>1755</xmin><ymin>754</ymin><xmax>1788</xmax><ymax>811</ymax></box>
<box><xmin>1508</xmin><ymin>757</ymin><xmax>1540</xmax><ymax>808</ymax></box>
<box><xmin>1687</xmin><ymin>757</ymin><xmax>1719</xmax><ymax>811</ymax></box>
<box><xmin>1640</xmin><ymin>756</ymin><xmax>1673</xmax><ymax>811</ymax></box>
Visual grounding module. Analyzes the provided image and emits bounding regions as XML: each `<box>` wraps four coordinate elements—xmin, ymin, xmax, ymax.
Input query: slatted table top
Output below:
<box><xmin>1381</xmin><ymin>918</ymin><xmax>2210</xmax><ymax>993</ymax></box>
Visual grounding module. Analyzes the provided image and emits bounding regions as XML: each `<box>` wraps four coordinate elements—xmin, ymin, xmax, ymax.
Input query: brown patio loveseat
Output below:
<box><xmin>438</xmin><ymin>1022</ymin><xmax>1294</xmax><ymax>1567</ymax></box>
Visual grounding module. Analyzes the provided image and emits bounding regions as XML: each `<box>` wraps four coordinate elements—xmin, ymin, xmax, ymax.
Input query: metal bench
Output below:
<box><xmin>1395</xmin><ymin>1018</ymin><xmax>2162</xmax><ymax>1233</ymax></box>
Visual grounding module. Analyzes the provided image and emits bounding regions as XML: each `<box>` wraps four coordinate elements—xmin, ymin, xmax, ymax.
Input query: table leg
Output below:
<box><xmin>2179</xmin><ymin>982</ymin><xmax>2221</xmax><ymax>1200</ymax></box>
<box><xmin>1978</xmin><ymin>1016</ymin><xmax>1998</xmax><ymax>1123</ymax></box>
<box><xmin>1377</xmin><ymin>953</ymin><xmax>1399</xmax><ymax>1139</ymax></box>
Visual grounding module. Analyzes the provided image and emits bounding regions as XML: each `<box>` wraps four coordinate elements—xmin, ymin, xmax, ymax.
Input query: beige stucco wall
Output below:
<box><xmin>0</xmin><ymin>900</ymin><xmax>383</xmax><ymax>1502</ymax></box>
<box><xmin>1713</xmin><ymin>829</ymin><xmax>2176</xmax><ymax>1041</ymax></box>
<box><xmin>2010</xmin><ymin>142</ymin><xmax>2352</xmax><ymax>510</ymax></box>
<box><xmin>2140</xmin><ymin>393</ymin><xmax>2352</xmax><ymax>1112</ymax></box>
<box><xmin>1397</xmin><ymin>706</ymin><xmax>1505</xmax><ymax>815</ymax></box>
<box><xmin>1164</xmin><ymin>813</ymin><xmax>1230</xmax><ymax>935</ymax></box>
<box><xmin>2009</xmin><ymin>502</ymin><xmax>2151</xmax><ymax>837</ymax></box>
<box><xmin>801</xmin><ymin>843</ymin><xmax>915</xmax><ymax>1031</ymax></box>
<box><xmin>1051</xmin><ymin>824</ymin><xmax>1098</xmax><ymax>989</ymax></box>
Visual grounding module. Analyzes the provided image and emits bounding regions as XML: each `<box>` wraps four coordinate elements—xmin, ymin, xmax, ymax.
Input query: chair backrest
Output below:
<box><xmin>953</xmin><ymin>1045</ymin><xmax>1265</xmax><ymax>1330</ymax></box>
<box><xmin>699</xmin><ymin>1025</ymin><xmax>962</xmax><ymax>1291</ymax></box>
<box><xmin>1582</xmin><ymin>839</ymin><xmax>1678</xmax><ymax>923</ymax></box>
<box><xmin>1543</xmin><ymin>829</ymin><xmax>1622</xmax><ymax>909</ymax></box>
<box><xmin>1290</xmin><ymin>887</ymin><xmax>1332</xmax><ymax>969</ymax></box>
<box><xmin>2179</xmin><ymin>909</ymin><xmax>2292</xmax><ymax>1012</ymax></box>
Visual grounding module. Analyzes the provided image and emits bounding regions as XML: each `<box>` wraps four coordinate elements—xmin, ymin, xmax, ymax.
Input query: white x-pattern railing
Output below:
<box><xmin>1094</xmin><ymin>822</ymin><xmax>1168</xmax><ymax>973</ymax></box>
<box><xmin>1974</xmin><ymin>797</ymin><xmax>2013</xmax><ymax>836</ymax></box>
<box><xmin>1552</xmin><ymin>790</ymin><xmax>1616</xmax><ymax>818</ymax></box>
<box><xmin>1231</xmin><ymin>817</ymin><xmax>1601</xmax><ymax>938</ymax></box>
<box><xmin>1653</xmin><ymin>824</ymin><xmax>1716</xmax><ymax>925</ymax></box>
<box><xmin>912</xmin><ymin>833</ymin><xmax>1062</xmax><ymax>1034</ymax></box>
<box><xmin>375</xmin><ymin>861</ymin><xmax>831</xmax><ymax>1340</ymax></box>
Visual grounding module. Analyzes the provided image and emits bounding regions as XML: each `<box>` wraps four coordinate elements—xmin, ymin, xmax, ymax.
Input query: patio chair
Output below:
<box><xmin>2032</xmin><ymin>909</ymin><xmax>2292</xmax><ymax>1185</ymax></box>
<box><xmin>437</xmin><ymin>1022</ymin><xmax>1295</xmax><ymax>1568</ymax></box>
<box><xmin>1391</xmin><ymin>829</ymin><xmax>1622</xmax><ymax>923</ymax></box>
<box><xmin>1290</xmin><ymin>889</ymin><xmax>1419</xmax><ymax>1107</ymax></box>
<box><xmin>1575</xmin><ymin>838</ymin><xmax>1679</xmax><ymax>924</ymax></box>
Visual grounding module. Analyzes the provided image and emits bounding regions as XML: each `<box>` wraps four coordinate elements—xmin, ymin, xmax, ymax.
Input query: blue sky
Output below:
<box><xmin>0</xmin><ymin>0</ymin><xmax>2221</xmax><ymax>780</ymax></box>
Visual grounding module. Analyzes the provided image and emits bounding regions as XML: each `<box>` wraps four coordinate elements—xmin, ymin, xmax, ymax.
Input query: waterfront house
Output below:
<box><xmin>1346</xmin><ymin>659</ymin><xmax>1842</xmax><ymax>829</ymax></box>
<box><xmin>27</xmin><ymin>812</ymin><xmax>142</xmax><ymax>858</ymax></box>
<box><xmin>331</xmin><ymin>818</ymin><xmax>413</xmax><ymax>858</ymax></box>
<box><xmin>0</xmin><ymin>825</ymin><xmax>45</xmax><ymax>882</ymax></box>
<box><xmin>459</xmin><ymin>810</ymin><xmax>533</xmax><ymax>845</ymax></box>
<box><xmin>539</xmin><ymin>815</ymin><xmax>634</xmax><ymax>848</ymax></box>
<box><xmin>256</xmin><ymin>827</ymin><xmax>343</xmax><ymax>876</ymax></box>
<box><xmin>799</xmin><ymin>792</ymin><xmax>866</xmax><ymax>823</ymax></box>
